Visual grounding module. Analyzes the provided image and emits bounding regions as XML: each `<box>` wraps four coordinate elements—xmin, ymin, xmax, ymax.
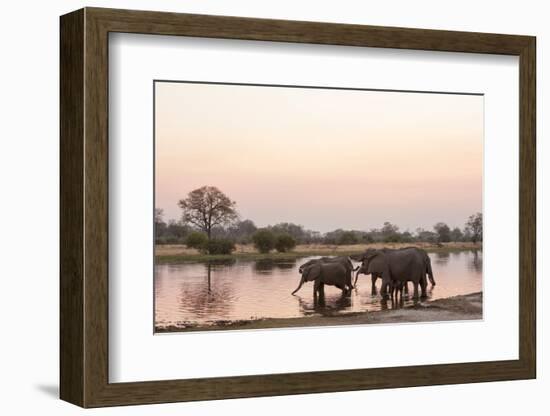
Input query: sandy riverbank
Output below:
<box><xmin>155</xmin><ymin>292</ymin><xmax>483</xmax><ymax>333</ymax></box>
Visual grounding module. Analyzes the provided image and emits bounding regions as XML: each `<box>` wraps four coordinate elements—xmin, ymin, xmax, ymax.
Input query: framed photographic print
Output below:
<box><xmin>60</xmin><ymin>7</ymin><xmax>536</xmax><ymax>408</ymax></box>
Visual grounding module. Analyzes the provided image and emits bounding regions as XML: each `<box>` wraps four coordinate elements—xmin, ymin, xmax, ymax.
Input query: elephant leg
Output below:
<box><xmin>403</xmin><ymin>282</ymin><xmax>409</xmax><ymax>295</ymax></box>
<box><xmin>318</xmin><ymin>283</ymin><xmax>325</xmax><ymax>303</ymax></box>
<box><xmin>313</xmin><ymin>280</ymin><xmax>321</xmax><ymax>302</ymax></box>
<box><xmin>380</xmin><ymin>279</ymin><xmax>390</xmax><ymax>300</ymax></box>
<box><xmin>371</xmin><ymin>275</ymin><xmax>377</xmax><ymax>295</ymax></box>
<box><xmin>412</xmin><ymin>281</ymin><xmax>419</xmax><ymax>299</ymax></box>
<box><xmin>345</xmin><ymin>282</ymin><xmax>352</xmax><ymax>295</ymax></box>
<box><xmin>420</xmin><ymin>277</ymin><xmax>427</xmax><ymax>298</ymax></box>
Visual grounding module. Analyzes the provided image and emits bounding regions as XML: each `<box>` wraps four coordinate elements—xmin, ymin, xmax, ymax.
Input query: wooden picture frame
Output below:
<box><xmin>60</xmin><ymin>7</ymin><xmax>536</xmax><ymax>408</ymax></box>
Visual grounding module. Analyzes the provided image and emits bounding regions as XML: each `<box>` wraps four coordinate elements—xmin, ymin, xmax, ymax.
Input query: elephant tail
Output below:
<box><xmin>352</xmin><ymin>265</ymin><xmax>360</xmax><ymax>272</ymax></box>
<box><xmin>426</xmin><ymin>256</ymin><xmax>436</xmax><ymax>286</ymax></box>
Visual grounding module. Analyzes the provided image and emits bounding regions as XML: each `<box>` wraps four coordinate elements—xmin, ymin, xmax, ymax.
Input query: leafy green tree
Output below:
<box><xmin>252</xmin><ymin>229</ymin><xmax>276</xmax><ymax>253</ymax></box>
<box><xmin>384</xmin><ymin>234</ymin><xmax>402</xmax><ymax>243</ymax></box>
<box><xmin>401</xmin><ymin>231</ymin><xmax>414</xmax><ymax>243</ymax></box>
<box><xmin>270</xmin><ymin>223</ymin><xmax>307</xmax><ymax>243</ymax></box>
<box><xmin>275</xmin><ymin>233</ymin><xmax>297</xmax><ymax>252</ymax></box>
<box><xmin>433</xmin><ymin>222</ymin><xmax>451</xmax><ymax>243</ymax></box>
<box><xmin>450</xmin><ymin>227</ymin><xmax>464</xmax><ymax>242</ymax></box>
<box><xmin>415</xmin><ymin>228</ymin><xmax>438</xmax><ymax>243</ymax></box>
<box><xmin>337</xmin><ymin>231</ymin><xmax>359</xmax><ymax>245</ymax></box>
<box><xmin>381</xmin><ymin>222</ymin><xmax>400</xmax><ymax>242</ymax></box>
<box><xmin>226</xmin><ymin>219</ymin><xmax>258</xmax><ymax>243</ymax></box>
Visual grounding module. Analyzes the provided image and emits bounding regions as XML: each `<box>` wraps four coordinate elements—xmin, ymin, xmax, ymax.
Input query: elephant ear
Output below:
<box><xmin>349</xmin><ymin>253</ymin><xmax>363</xmax><ymax>262</ymax></box>
<box><xmin>303</xmin><ymin>263</ymin><xmax>322</xmax><ymax>282</ymax></box>
<box><xmin>363</xmin><ymin>250</ymin><xmax>383</xmax><ymax>268</ymax></box>
<box><xmin>364</xmin><ymin>249</ymin><xmax>380</xmax><ymax>260</ymax></box>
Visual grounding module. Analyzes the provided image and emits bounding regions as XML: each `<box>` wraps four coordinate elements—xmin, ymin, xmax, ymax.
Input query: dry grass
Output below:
<box><xmin>155</xmin><ymin>241</ymin><xmax>481</xmax><ymax>258</ymax></box>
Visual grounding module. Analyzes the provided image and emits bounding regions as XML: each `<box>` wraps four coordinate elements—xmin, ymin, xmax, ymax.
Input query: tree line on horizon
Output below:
<box><xmin>155</xmin><ymin>185</ymin><xmax>483</xmax><ymax>254</ymax></box>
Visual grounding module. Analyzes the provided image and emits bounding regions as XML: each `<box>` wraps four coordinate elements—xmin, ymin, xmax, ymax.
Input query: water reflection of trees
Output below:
<box><xmin>253</xmin><ymin>258</ymin><xmax>297</xmax><ymax>274</ymax></box>
<box><xmin>208</xmin><ymin>258</ymin><xmax>236</xmax><ymax>267</ymax></box>
<box><xmin>177</xmin><ymin>263</ymin><xmax>235</xmax><ymax>319</ymax></box>
<box><xmin>468</xmin><ymin>250</ymin><xmax>482</xmax><ymax>273</ymax></box>
<box><xmin>434</xmin><ymin>251</ymin><xmax>450</xmax><ymax>265</ymax></box>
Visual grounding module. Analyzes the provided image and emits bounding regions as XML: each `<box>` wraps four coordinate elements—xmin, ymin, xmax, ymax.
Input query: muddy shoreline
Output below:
<box><xmin>155</xmin><ymin>292</ymin><xmax>483</xmax><ymax>333</ymax></box>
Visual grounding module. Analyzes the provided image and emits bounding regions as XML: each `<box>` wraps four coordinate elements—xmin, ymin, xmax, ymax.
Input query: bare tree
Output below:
<box><xmin>154</xmin><ymin>208</ymin><xmax>164</xmax><ymax>225</ymax></box>
<box><xmin>178</xmin><ymin>186</ymin><xmax>238</xmax><ymax>239</ymax></box>
<box><xmin>465</xmin><ymin>212</ymin><xmax>483</xmax><ymax>243</ymax></box>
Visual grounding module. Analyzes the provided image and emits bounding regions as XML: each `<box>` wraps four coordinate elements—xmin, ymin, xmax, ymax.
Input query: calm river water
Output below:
<box><xmin>154</xmin><ymin>250</ymin><xmax>482</xmax><ymax>329</ymax></box>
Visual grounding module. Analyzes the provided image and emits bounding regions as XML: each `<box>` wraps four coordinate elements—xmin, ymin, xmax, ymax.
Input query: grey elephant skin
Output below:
<box><xmin>292</xmin><ymin>261</ymin><xmax>352</xmax><ymax>300</ymax></box>
<box><xmin>298</xmin><ymin>256</ymin><xmax>356</xmax><ymax>290</ymax></box>
<box><xmin>356</xmin><ymin>247</ymin><xmax>435</xmax><ymax>299</ymax></box>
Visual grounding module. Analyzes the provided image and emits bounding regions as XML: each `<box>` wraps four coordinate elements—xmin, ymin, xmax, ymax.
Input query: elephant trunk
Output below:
<box><xmin>292</xmin><ymin>275</ymin><xmax>305</xmax><ymax>295</ymax></box>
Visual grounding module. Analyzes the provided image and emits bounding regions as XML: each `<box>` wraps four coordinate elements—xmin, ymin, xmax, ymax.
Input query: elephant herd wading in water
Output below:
<box><xmin>291</xmin><ymin>247</ymin><xmax>436</xmax><ymax>303</ymax></box>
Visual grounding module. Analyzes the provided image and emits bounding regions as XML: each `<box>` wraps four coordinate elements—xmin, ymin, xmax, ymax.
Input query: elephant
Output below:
<box><xmin>352</xmin><ymin>247</ymin><xmax>435</xmax><ymax>295</ymax></box>
<box><xmin>353</xmin><ymin>264</ymin><xmax>395</xmax><ymax>296</ymax></box>
<box><xmin>358</xmin><ymin>247</ymin><xmax>433</xmax><ymax>299</ymax></box>
<box><xmin>291</xmin><ymin>262</ymin><xmax>351</xmax><ymax>301</ymax></box>
<box><xmin>389</xmin><ymin>279</ymin><xmax>405</xmax><ymax>303</ymax></box>
<box><xmin>298</xmin><ymin>256</ymin><xmax>357</xmax><ymax>291</ymax></box>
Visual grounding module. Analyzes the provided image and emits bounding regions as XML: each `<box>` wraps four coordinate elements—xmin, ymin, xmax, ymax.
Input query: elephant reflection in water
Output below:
<box><xmin>379</xmin><ymin>294</ymin><xmax>421</xmax><ymax>311</ymax></box>
<box><xmin>294</xmin><ymin>287</ymin><xmax>352</xmax><ymax>312</ymax></box>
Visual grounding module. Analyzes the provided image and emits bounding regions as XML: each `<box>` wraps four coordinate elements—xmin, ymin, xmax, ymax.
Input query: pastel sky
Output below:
<box><xmin>155</xmin><ymin>82</ymin><xmax>483</xmax><ymax>233</ymax></box>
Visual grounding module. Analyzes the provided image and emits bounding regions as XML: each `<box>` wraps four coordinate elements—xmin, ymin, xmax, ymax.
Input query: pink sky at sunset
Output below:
<box><xmin>155</xmin><ymin>81</ymin><xmax>482</xmax><ymax>233</ymax></box>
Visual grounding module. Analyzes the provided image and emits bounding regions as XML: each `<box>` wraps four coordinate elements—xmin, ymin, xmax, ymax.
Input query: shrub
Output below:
<box><xmin>205</xmin><ymin>238</ymin><xmax>236</xmax><ymax>255</ymax></box>
<box><xmin>275</xmin><ymin>233</ymin><xmax>296</xmax><ymax>253</ymax></box>
<box><xmin>384</xmin><ymin>234</ymin><xmax>402</xmax><ymax>243</ymax></box>
<box><xmin>362</xmin><ymin>234</ymin><xmax>374</xmax><ymax>243</ymax></box>
<box><xmin>337</xmin><ymin>231</ymin><xmax>359</xmax><ymax>245</ymax></box>
<box><xmin>156</xmin><ymin>236</ymin><xmax>184</xmax><ymax>245</ymax></box>
<box><xmin>252</xmin><ymin>229</ymin><xmax>276</xmax><ymax>253</ymax></box>
<box><xmin>185</xmin><ymin>232</ymin><xmax>208</xmax><ymax>250</ymax></box>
